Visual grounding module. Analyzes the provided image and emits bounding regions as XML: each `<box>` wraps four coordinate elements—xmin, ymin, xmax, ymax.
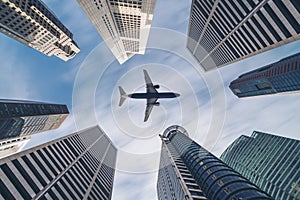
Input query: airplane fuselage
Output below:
<box><xmin>128</xmin><ymin>92</ymin><xmax>179</xmax><ymax>99</ymax></box>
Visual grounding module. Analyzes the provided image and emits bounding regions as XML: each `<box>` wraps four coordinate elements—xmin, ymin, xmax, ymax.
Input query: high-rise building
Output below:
<box><xmin>157</xmin><ymin>125</ymin><xmax>272</xmax><ymax>199</ymax></box>
<box><xmin>187</xmin><ymin>0</ymin><xmax>300</xmax><ymax>71</ymax></box>
<box><xmin>0</xmin><ymin>99</ymin><xmax>69</xmax><ymax>159</ymax></box>
<box><xmin>0</xmin><ymin>99</ymin><xmax>69</xmax><ymax>141</ymax></box>
<box><xmin>77</xmin><ymin>0</ymin><xmax>156</xmax><ymax>64</ymax></box>
<box><xmin>230</xmin><ymin>52</ymin><xmax>300</xmax><ymax>98</ymax></box>
<box><xmin>0</xmin><ymin>126</ymin><xmax>117</xmax><ymax>199</ymax></box>
<box><xmin>220</xmin><ymin>131</ymin><xmax>300</xmax><ymax>200</ymax></box>
<box><xmin>0</xmin><ymin>0</ymin><xmax>80</xmax><ymax>61</ymax></box>
<box><xmin>0</xmin><ymin>135</ymin><xmax>30</xmax><ymax>159</ymax></box>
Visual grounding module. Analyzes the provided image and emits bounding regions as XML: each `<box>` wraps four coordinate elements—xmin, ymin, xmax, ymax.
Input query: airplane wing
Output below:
<box><xmin>144</xmin><ymin>98</ymin><xmax>158</xmax><ymax>122</ymax></box>
<box><xmin>143</xmin><ymin>69</ymin><xmax>158</xmax><ymax>93</ymax></box>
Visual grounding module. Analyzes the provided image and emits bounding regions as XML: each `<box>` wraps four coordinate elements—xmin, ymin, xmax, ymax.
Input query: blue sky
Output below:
<box><xmin>1</xmin><ymin>0</ymin><xmax>300</xmax><ymax>199</ymax></box>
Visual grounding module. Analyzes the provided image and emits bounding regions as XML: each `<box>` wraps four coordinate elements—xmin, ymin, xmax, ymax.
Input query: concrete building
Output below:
<box><xmin>221</xmin><ymin>131</ymin><xmax>300</xmax><ymax>200</ymax></box>
<box><xmin>0</xmin><ymin>126</ymin><xmax>117</xmax><ymax>199</ymax></box>
<box><xmin>230</xmin><ymin>52</ymin><xmax>300</xmax><ymax>98</ymax></box>
<box><xmin>77</xmin><ymin>0</ymin><xmax>156</xmax><ymax>64</ymax></box>
<box><xmin>0</xmin><ymin>0</ymin><xmax>80</xmax><ymax>61</ymax></box>
<box><xmin>157</xmin><ymin>125</ymin><xmax>272</xmax><ymax>200</ymax></box>
<box><xmin>0</xmin><ymin>99</ymin><xmax>69</xmax><ymax>159</ymax></box>
<box><xmin>187</xmin><ymin>0</ymin><xmax>300</xmax><ymax>71</ymax></box>
<box><xmin>0</xmin><ymin>135</ymin><xmax>30</xmax><ymax>159</ymax></box>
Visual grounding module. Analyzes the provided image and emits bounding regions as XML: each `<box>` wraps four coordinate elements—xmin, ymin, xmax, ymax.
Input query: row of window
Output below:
<box><xmin>0</xmin><ymin>131</ymin><xmax>115</xmax><ymax>199</ymax></box>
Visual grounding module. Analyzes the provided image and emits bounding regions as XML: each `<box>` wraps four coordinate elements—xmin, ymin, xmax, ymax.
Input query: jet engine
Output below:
<box><xmin>154</xmin><ymin>85</ymin><xmax>160</xmax><ymax>89</ymax></box>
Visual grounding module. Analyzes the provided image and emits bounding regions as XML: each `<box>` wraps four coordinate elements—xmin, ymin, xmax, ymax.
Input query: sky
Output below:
<box><xmin>0</xmin><ymin>0</ymin><xmax>300</xmax><ymax>199</ymax></box>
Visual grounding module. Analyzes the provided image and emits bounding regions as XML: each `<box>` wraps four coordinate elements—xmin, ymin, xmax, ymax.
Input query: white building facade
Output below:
<box><xmin>77</xmin><ymin>0</ymin><xmax>156</xmax><ymax>64</ymax></box>
<box><xmin>0</xmin><ymin>136</ymin><xmax>30</xmax><ymax>159</ymax></box>
<box><xmin>0</xmin><ymin>0</ymin><xmax>80</xmax><ymax>61</ymax></box>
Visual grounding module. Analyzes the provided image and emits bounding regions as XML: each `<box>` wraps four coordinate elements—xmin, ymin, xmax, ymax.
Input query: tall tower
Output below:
<box><xmin>230</xmin><ymin>52</ymin><xmax>300</xmax><ymax>98</ymax></box>
<box><xmin>221</xmin><ymin>131</ymin><xmax>300</xmax><ymax>200</ymax></box>
<box><xmin>157</xmin><ymin>125</ymin><xmax>272</xmax><ymax>199</ymax></box>
<box><xmin>0</xmin><ymin>99</ymin><xmax>69</xmax><ymax>140</ymax></box>
<box><xmin>0</xmin><ymin>126</ymin><xmax>117</xmax><ymax>199</ymax></box>
<box><xmin>77</xmin><ymin>0</ymin><xmax>156</xmax><ymax>64</ymax></box>
<box><xmin>0</xmin><ymin>0</ymin><xmax>80</xmax><ymax>61</ymax></box>
<box><xmin>187</xmin><ymin>0</ymin><xmax>300</xmax><ymax>71</ymax></box>
<box><xmin>0</xmin><ymin>99</ymin><xmax>69</xmax><ymax>158</ymax></box>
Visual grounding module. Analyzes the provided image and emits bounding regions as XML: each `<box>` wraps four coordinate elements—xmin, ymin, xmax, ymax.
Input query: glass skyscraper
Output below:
<box><xmin>0</xmin><ymin>126</ymin><xmax>117</xmax><ymax>199</ymax></box>
<box><xmin>230</xmin><ymin>52</ymin><xmax>300</xmax><ymax>98</ymax></box>
<box><xmin>157</xmin><ymin>125</ymin><xmax>272</xmax><ymax>200</ymax></box>
<box><xmin>221</xmin><ymin>131</ymin><xmax>300</xmax><ymax>200</ymax></box>
<box><xmin>187</xmin><ymin>0</ymin><xmax>300</xmax><ymax>71</ymax></box>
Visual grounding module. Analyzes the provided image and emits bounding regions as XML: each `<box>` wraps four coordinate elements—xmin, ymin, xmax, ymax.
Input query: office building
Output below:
<box><xmin>0</xmin><ymin>99</ymin><xmax>68</xmax><ymax>159</ymax></box>
<box><xmin>157</xmin><ymin>125</ymin><xmax>272</xmax><ymax>199</ymax></box>
<box><xmin>0</xmin><ymin>0</ymin><xmax>80</xmax><ymax>61</ymax></box>
<box><xmin>230</xmin><ymin>52</ymin><xmax>300</xmax><ymax>98</ymax></box>
<box><xmin>187</xmin><ymin>0</ymin><xmax>300</xmax><ymax>71</ymax></box>
<box><xmin>77</xmin><ymin>0</ymin><xmax>156</xmax><ymax>64</ymax></box>
<box><xmin>0</xmin><ymin>99</ymin><xmax>69</xmax><ymax>141</ymax></box>
<box><xmin>0</xmin><ymin>135</ymin><xmax>30</xmax><ymax>159</ymax></box>
<box><xmin>221</xmin><ymin>131</ymin><xmax>300</xmax><ymax>200</ymax></box>
<box><xmin>0</xmin><ymin>126</ymin><xmax>117</xmax><ymax>199</ymax></box>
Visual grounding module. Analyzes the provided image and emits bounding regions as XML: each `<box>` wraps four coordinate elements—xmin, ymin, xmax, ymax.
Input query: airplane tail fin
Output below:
<box><xmin>118</xmin><ymin>86</ymin><xmax>127</xmax><ymax>107</ymax></box>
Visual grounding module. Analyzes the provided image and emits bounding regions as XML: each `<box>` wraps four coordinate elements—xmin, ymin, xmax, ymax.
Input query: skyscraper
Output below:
<box><xmin>157</xmin><ymin>125</ymin><xmax>272</xmax><ymax>199</ymax></box>
<box><xmin>230</xmin><ymin>52</ymin><xmax>300</xmax><ymax>98</ymax></box>
<box><xmin>0</xmin><ymin>99</ymin><xmax>69</xmax><ymax>141</ymax></box>
<box><xmin>0</xmin><ymin>126</ymin><xmax>117</xmax><ymax>199</ymax></box>
<box><xmin>0</xmin><ymin>0</ymin><xmax>80</xmax><ymax>61</ymax></box>
<box><xmin>77</xmin><ymin>0</ymin><xmax>156</xmax><ymax>64</ymax></box>
<box><xmin>0</xmin><ymin>99</ymin><xmax>69</xmax><ymax>159</ymax></box>
<box><xmin>220</xmin><ymin>131</ymin><xmax>300</xmax><ymax>200</ymax></box>
<box><xmin>187</xmin><ymin>0</ymin><xmax>300</xmax><ymax>71</ymax></box>
<box><xmin>0</xmin><ymin>135</ymin><xmax>30</xmax><ymax>159</ymax></box>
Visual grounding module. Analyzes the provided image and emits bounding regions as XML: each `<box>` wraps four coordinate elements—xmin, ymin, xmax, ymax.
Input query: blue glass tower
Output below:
<box><xmin>230</xmin><ymin>52</ymin><xmax>300</xmax><ymax>98</ymax></box>
<box><xmin>157</xmin><ymin>125</ymin><xmax>273</xmax><ymax>200</ymax></box>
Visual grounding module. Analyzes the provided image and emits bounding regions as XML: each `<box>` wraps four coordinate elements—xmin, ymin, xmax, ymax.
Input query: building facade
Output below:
<box><xmin>0</xmin><ymin>99</ymin><xmax>69</xmax><ymax>159</ymax></box>
<box><xmin>0</xmin><ymin>99</ymin><xmax>69</xmax><ymax>140</ymax></box>
<box><xmin>157</xmin><ymin>125</ymin><xmax>272</xmax><ymax>200</ymax></box>
<box><xmin>77</xmin><ymin>0</ymin><xmax>156</xmax><ymax>64</ymax></box>
<box><xmin>187</xmin><ymin>0</ymin><xmax>300</xmax><ymax>71</ymax></box>
<box><xmin>230</xmin><ymin>52</ymin><xmax>300</xmax><ymax>98</ymax></box>
<box><xmin>0</xmin><ymin>0</ymin><xmax>80</xmax><ymax>61</ymax></box>
<box><xmin>0</xmin><ymin>126</ymin><xmax>117</xmax><ymax>199</ymax></box>
<box><xmin>220</xmin><ymin>131</ymin><xmax>300</xmax><ymax>200</ymax></box>
<box><xmin>0</xmin><ymin>135</ymin><xmax>30</xmax><ymax>159</ymax></box>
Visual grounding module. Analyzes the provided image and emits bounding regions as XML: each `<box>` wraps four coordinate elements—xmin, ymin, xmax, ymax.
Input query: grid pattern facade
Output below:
<box><xmin>0</xmin><ymin>126</ymin><xmax>117</xmax><ymax>200</ymax></box>
<box><xmin>77</xmin><ymin>0</ymin><xmax>156</xmax><ymax>64</ymax></box>
<box><xmin>230</xmin><ymin>52</ymin><xmax>300</xmax><ymax>97</ymax></box>
<box><xmin>187</xmin><ymin>0</ymin><xmax>300</xmax><ymax>71</ymax></box>
<box><xmin>220</xmin><ymin>131</ymin><xmax>300</xmax><ymax>200</ymax></box>
<box><xmin>0</xmin><ymin>0</ymin><xmax>80</xmax><ymax>61</ymax></box>
<box><xmin>0</xmin><ymin>99</ymin><xmax>69</xmax><ymax>141</ymax></box>
<box><xmin>157</xmin><ymin>125</ymin><xmax>273</xmax><ymax>200</ymax></box>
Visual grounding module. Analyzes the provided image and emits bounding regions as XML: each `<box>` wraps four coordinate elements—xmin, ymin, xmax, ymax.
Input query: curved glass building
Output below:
<box><xmin>157</xmin><ymin>125</ymin><xmax>273</xmax><ymax>200</ymax></box>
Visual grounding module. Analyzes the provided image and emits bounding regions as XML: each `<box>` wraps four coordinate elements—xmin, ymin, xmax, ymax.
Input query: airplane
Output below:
<box><xmin>118</xmin><ymin>69</ymin><xmax>180</xmax><ymax>122</ymax></box>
